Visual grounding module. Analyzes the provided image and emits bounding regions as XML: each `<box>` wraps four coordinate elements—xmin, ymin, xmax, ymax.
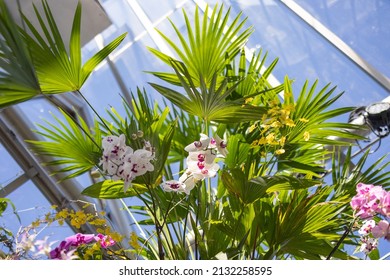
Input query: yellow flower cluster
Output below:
<box><xmin>28</xmin><ymin>205</ymin><xmax>140</xmax><ymax>259</ymax></box>
<box><xmin>129</xmin><ymin>231</ymin><xmax>141</xmax><ymax>251</ymax></box>
<box><xmin>53</xmin><ymin>207</ymin><xmax>107</xmax><ymax>230</ymax></box>
<box><xmin>250</xmin><ymin>95</ymin><xmax>310</xmax><ymax>155</ymax></box>
<box><xmin>250</xmin><ymin>98</ymin><xmax>295</xmax><ymax>155</ymax></box>
<box><xmin>58</xmin><ymin>207</ymin><xmax>123</xmax><ymax>242</ymax></box>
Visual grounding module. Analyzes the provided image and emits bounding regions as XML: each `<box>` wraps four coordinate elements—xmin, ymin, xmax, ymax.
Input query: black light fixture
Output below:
<box><xmin>364</xmin><ymin>102</ymin><xmax>390</xmax><ymax>137</ymax></box>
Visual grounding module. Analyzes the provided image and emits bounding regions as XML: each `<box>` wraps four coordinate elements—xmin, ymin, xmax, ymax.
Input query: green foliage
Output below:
<box><xmin>0</xmin><ymin>198</ymin><xmax>8</xmax><ymax>216</ymax></box>
<box><xmin>150</xmin><ymin>61</ymin><xmax>267</xmax><ymax>123</ymax></box>
<box><xmin>0</xmin><ymin>0</ymin><xmax>126</xmax><ymax>108</ymax></box>
<box><xmin>332</xmin><ymin>147</ymin><xmax>390</xmax><ymax>196</ymax></box>
<box><xmin>102</xmin><ymin>89</ymin><xmax>177</xmax><ymax>187</ymax></box>
<box><xmin>0</xmin><ymin>198</ymin><xmax>10</xmax><ymax>217</ymax></box>
<box><xmin>1</xmin><ymin>1</ymin><xmax>388</xmax><ymax>261</ymax></box>
<box><xmin>19</xmin><ymin>0</ymin><xmax>126</xmax><ymax>93</ymax></box>
<box><xmin>81</xmin><ymin>180</ymin><xmax>149</xmax><ymax>199</ymax></box>
<box><xmin>148</xmin><ymin>4</ymin><xmax>253</xmax><ymax>87</ymax></box>
<box><xmin>0</xmin><ymin>0</ymin><xmax>41</xmax><ymax>107</ymax></box>
<box><xmin>0</xmin><ymin>198</ymin><xmax>20</xmax><ymax>224</ymax></box>
<box><xmin>225</xmin><ymin>48</ymin><xmax>281</xmax><ymax>100</ymax></box>
<box><xmin>27</xmin><ymin>109</ymin><xmax>102</xmax><ymax>180</ymax></box>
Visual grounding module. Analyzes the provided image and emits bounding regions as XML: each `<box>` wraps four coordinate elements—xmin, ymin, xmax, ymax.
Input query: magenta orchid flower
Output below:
<box><xmin>371</xmin><ymin>220</ymin><xmax>390</xmax><ymax>239</ymax></box>
<box><xmin>184</xmin><ymin>133</ymin><xmax>210</xmax><ymax>152</ymax></box>
<box><xmin>162</xmin><ymin>180</ymin><xmax>193</xmax><ymax>195</ymax></box>
<box><xmin>95</xmin><ymin>234</ymin><xmax>116</xmax><ymax>248</ymax></box>
<box><xmin>351</xmin><ymin>183</ymin><xmax>387</xmax><ymax>218</ymax></box>
<box><xmin>358</xmin><ymin>220</ymin><xmax>375</xmax><ymax>236</ymax></box>
<box><xmin>49</xmin><ymin>233</ymin><xmax>115</xmax><ymax>259</ymax></box>
<box><xmin>65</xmin><ymin>233</ymin><xmax>95</xmax><ymax>247</ymax></box>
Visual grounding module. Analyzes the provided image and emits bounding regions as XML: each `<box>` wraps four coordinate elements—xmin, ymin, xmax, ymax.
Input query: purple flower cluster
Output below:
<box><xmin>351</xmin><ymin>183</ymin><xmax>390</xmax><ymax>219</ymax></box>
<box><xmin>350</xmin><ymin>183</ymin><xmax>390</xmax><ymax>254</ymax></box>
<box><xmin>49</xmin><ymin>233</ymin><xmax>115</xmax><ymax>260</ymax></box>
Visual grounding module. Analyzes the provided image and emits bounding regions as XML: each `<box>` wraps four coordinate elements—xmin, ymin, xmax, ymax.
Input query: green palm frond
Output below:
<box><xmin>150</xmin><ymin>60</ymin><xmax>266</xmax><ymax>123</ymax></box>
<box><xmin>276</xmin><ymin>77</ymin><xmax>365</xmax><ymax>175</ymax></box>
<box><xmin>225</xmin><ymin>48</ymin><xmax>281</xmax><ymax>101</ymax></box>
<box><xmin>332</xmin><ymin>147</ymin><xmax>390</xmax><ymax>196</ymax></box>
<box><xmin>262</xmin><ymin>188</ymin><xmax>352</xmax><ymax>259</ymax></box>
<box><xmin>0</xmin><ymin>0</ymin><xmax>41</xmax><ymax>108</ymax></box>
<box><xmin>284</xmin><ymin>77</ymin><xmax>363</xmax><ymax>145</ymax></box>
<box><xmin>147</xmin><ymin>4</ymin><xmax>253</xmax><ymax>87</ymax></box>
<box><xmin>19</xmin><ymin>0</ymin><xmax>126</xmax><ymax>94</ymax></box>
<box><xmin>222</xmin><ymin>169</ymin><xmax>320</xmax><ymax>205</ymax></box>
<box><xmin>0</xmin><ymin>0</ymin><xmax>126</xmax><ymax>107</ymax></box>
<box><xmin>81</xmin><ymin>181</ymin><xmax>149</xmax><ymax>199</ymax></box>
<box><xmin>27</xmin><ymin>109</ymin><xmax>102</xmax><ymax>181</ymax></box>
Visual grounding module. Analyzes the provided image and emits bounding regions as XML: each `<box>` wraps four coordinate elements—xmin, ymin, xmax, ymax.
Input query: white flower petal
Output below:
<box><xmin>184</xmin><ymin>134</ymin><xmax>210</xmax><ymax>152</ymax></box>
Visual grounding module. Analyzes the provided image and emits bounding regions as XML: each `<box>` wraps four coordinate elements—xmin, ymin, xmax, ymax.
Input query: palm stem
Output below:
<box><xmin>42</xmin><ymin>94</ymin><xmax>101</xmax><ymax>151</ymax></box>
<box><xmin>75</xmin><ymin>89</ymin><xmax>113</xmax><ymax>134</ymax></box>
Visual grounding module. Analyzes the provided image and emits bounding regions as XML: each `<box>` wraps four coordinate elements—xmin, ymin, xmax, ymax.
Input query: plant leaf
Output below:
<box><xmin>27</xmin><ymin>109</ymin><xmax>102</xmax><ymax>180</ymax></box>
<box><xmin>0</xmin><ymin>0</ymin><xmax>41</xmax><ymax>108</ymax></box>
<box><xmin>150</xmin><ymin>60</ymin><xmax>267</xmax><ymax>123</ymax></box>
<box><xmin>19</xmin><ymin>0</ymin><xmax>126</xmax><ymax>93</ymax></box>
<box><xmin>81</xmin><ymin>180</ymin><xmax>148</xmax><ymax>199</ymax></box>
<box><xmin>148</xmin><ymin>4</ymin><xmax>253</xmax><ymax>87</ymax></box>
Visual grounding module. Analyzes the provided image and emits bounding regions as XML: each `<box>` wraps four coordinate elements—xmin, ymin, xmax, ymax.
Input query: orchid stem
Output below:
<box><xmin>76</xmin><ymin>89</ymin><xmax>113</xmax><ymax>134</ymax></box>
<box><xmin>43</xmin><ymin>94</ymin><xmax>101</xmax><ymax>151</ymax></box>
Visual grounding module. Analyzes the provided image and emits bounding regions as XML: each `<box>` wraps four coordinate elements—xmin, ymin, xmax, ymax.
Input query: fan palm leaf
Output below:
<box><xmin>147</xmin><ymin>4</ymin><xmax>253</xmax><ymax>87</ymax></box>
<box><xmin>0</xmin><ymin>0</ymin><xmax>41</xmax><ymax>108</ymax></box>
<box><xmin>27</xmin><ymin>109</ymin><xmax>102</xmax><ymax>180</ymax></box>
<box><xmin>19</xmin><ymin>0</ymin><xmax>126</xmax><ymax>94</ymax></box>
<box><xmin>150</xmin><ymin>60</ymin><xmax>267</xmax><ymax>123</ymax></box>
<box><xmin>225</xmin><ymin>48</ymin><xmax>281</xmax><ymax>101</ymax></box>
<box><xmin>260</xmin><ymin>188</ymin><xmax>352</xmax><ymax>259</ymax></box>
<box><xmin>0</xmin><ymin>0</ymin><xmax>126</xmax><ymax>108</ymax></box>
<box><xmin>276</xmin><ymin>77</ymin><xmax>365</xmax><ymax>175</ymax></box>
<box><xmin>332</xmin><ymin>147</ymin><xmax>390</xmax><ymax>197</ymax></box>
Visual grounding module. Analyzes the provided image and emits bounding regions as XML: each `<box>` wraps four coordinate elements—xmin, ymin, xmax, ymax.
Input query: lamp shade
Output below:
<box><xmin>365</xmin><ymin>102</ymin><xmax>390</xmax><ymax>137</ymax></box>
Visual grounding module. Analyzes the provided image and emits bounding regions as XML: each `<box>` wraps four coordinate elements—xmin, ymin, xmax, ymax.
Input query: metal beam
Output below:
<box><xmin>280</xmin><ymin>0</ymin><xmax>390</xmax><ymax>93</ymax></box>
<box><xmin>0</xmin><ymin>167</ymin><xmax>37</xmax><ymax>198</ymax></box>
<box><xmin>0</xmin><ymin>105</ymin><xmax>99</xmax><ymax>233</ymax></box>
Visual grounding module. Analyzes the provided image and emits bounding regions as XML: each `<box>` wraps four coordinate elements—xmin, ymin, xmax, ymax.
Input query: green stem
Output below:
<box><xmin>203</xmin><ymin>119</ymin><xmax>212</xmax><ymax>206</ymax></box>
<box><xmin>132</xmin><ymin>186</ymin><xmax>165</xmax><ymax>259</ymax></box>
<box><xmin>194</xmin><ymin>184</ymin><xmax>201</xmax><ymax>260</ymax></box>
<box><xmin>263</xmin><ymin>246</ymin><xmax>277</xmax><ymax>260</ymax></box>
<box><xmin>182</xmin><ymin>196</ymin><xmax>191</xmax><ymax>250</ymax></box>
<box><xmin>75</xmin><ymin>89</ymin><xmax>113</xmax><ymax>134</ymax></box>
<box><xmin>119</xmin><ymin>198</ymin><xmax>147</xmax><ymax>239</ymax></box>
<box><xmin>43</xmin><ymin>94</ymin><xmax>101</xmax><ymax>151</ymax></box>
<box><xmin>251</xmin><ymin>225</ymin><xmax>260</xmax><ymax>260</ymax></box>
<box><xmin>146</xmin><ymin>185</ymin><xmax>165</xmax><ymax>260</ymax></box>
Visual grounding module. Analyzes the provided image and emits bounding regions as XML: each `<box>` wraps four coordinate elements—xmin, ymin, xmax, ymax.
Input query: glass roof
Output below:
<box><xmin>295</xmin><ymin>0</ymin><xmax>390</xmax><ymax>78</ymax></box>
<box><xmin>1</xmin><ymin>0</ymin><xmax>389</xmax><ymax>258</ymax></box>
